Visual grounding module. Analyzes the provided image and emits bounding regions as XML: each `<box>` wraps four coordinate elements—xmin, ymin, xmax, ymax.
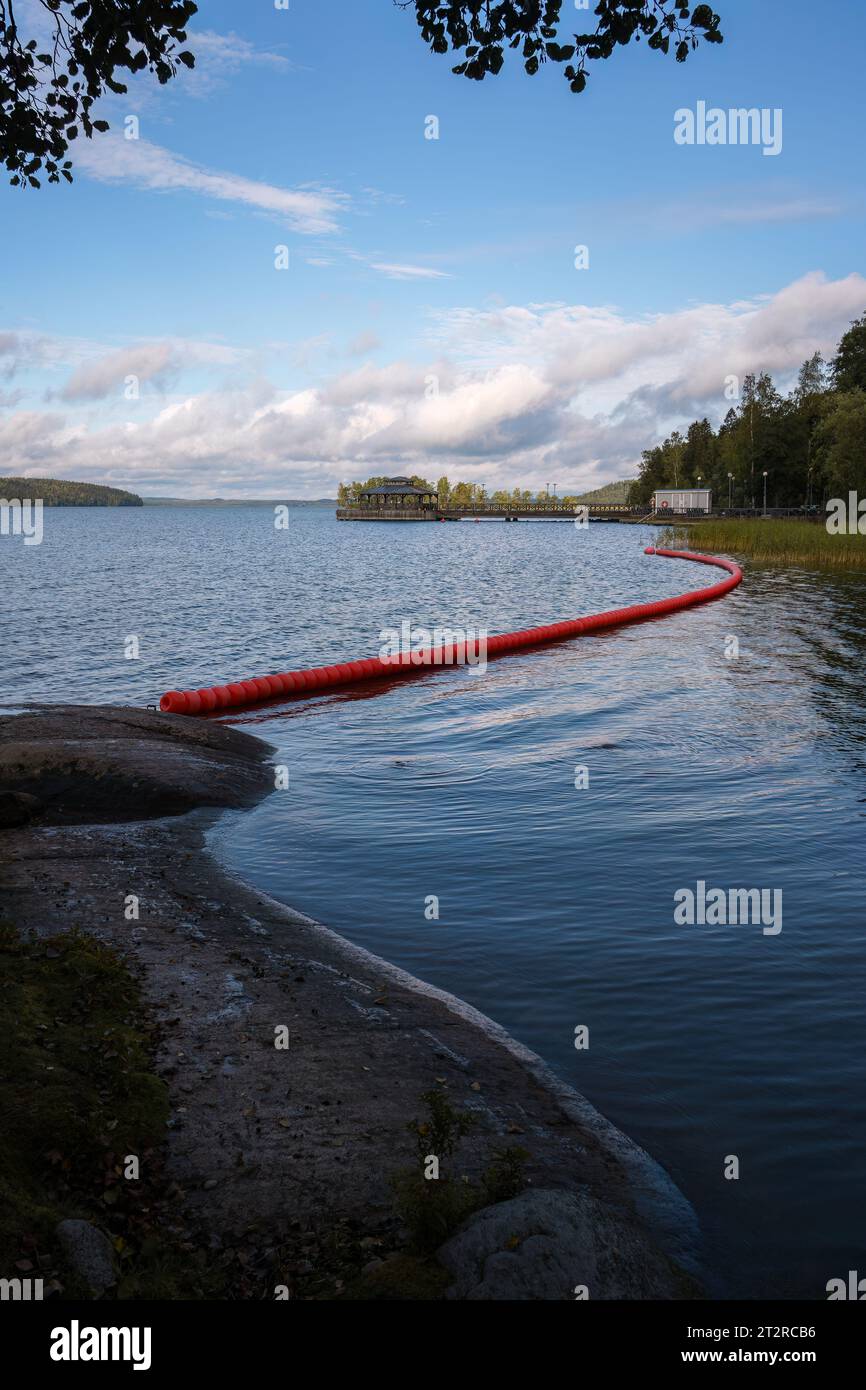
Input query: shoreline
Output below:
<box><xmin>0</xmin><ymin>704</ymin><xmax>702</xmax><ymax>1299</ymax></box>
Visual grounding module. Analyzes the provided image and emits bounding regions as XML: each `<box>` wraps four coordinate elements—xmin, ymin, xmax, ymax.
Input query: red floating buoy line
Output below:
<box><xmin>159</xmin><ymin>546</ymin><xmax>742</xmax><ymax>716</ymax></box>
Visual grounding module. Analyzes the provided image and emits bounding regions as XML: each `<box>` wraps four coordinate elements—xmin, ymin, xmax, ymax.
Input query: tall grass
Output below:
<box><xmin>662</xmin><ymin>519</ymin><xmax>866</xmax><ymax>569</ymax></box>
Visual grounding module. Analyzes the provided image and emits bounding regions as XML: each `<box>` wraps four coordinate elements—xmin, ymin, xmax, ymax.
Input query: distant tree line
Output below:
<box><xmin>0</xmin><ymin>476</ymin><xmax>143</xmax><ymax>505</ymax></box>
<box><xmin>628</xmin><ymin>313</ymin><xmax>866</xmax><ymax>510</ymax></box>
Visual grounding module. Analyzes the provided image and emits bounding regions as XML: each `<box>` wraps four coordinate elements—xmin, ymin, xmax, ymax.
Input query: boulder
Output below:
<box><xmin>438</xmin><ymin>1187</ymin><xmax>682</xmax><ymax>1300</ymax></box>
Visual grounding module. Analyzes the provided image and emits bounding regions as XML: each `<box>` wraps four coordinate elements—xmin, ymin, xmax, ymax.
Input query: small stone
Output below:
<box><xmin>56</xmin><ymin>1219</ymin><xmax>116</xmax><ymax>1296</ymax></box>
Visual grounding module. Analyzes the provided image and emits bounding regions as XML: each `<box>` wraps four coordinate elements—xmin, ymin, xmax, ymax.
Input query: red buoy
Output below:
<box><xmin>159</xmin><ymin>546</ymin><xmax>742</xmax><ymax>716</ymax></box>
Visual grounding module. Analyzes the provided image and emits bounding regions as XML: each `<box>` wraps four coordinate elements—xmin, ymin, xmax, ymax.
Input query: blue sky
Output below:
<box><xmin>1</xmin><ymin>0</ymin><xmax>865</xmax><ymax>496</ymax></box>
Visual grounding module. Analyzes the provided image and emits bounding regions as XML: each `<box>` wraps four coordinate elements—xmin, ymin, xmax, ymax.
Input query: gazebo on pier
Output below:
<box><xmin>358</xmin><ymin>476</ymin><xmax>437</xmax><ymax>509</ymax></box>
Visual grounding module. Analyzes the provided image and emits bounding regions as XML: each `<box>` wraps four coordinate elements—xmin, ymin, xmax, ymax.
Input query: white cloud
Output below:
<box><xmin>713</xmin><ymin>197</ymin><xmax>844</xmax><ymax>226</ymax></box>
<box><xmin>73</xmin><ymin>134</ymin><xmax>347</xmax><ymax>235</ymax></box>
<box><xmin>180</xmin><ymin>29</ymin><xmax>293</xmax><ymax>96</ymax></box>
<box><xmin>346</xmin><ymin>331</ymin><xmax>382</xmax><ymax>357</ymax></box>
<box><xmin>59</xmin><ymin>340</ymin><xmax>246</xmax><ymax>401</ymax></box>
<box><xmin>61</xmin><ymin>343</ymin><xmax>176</xmax><ymax>401</ymax></box>
<box><xmin>369</xmin><ymin>262</ymin><xmax>452</xmax><ymax>281</ymax></box>
<box><xmin>633</xmin><ymin>188</ymin><xmax>849</xmax><ymax>234</ymax></box>
<box><xmin>432</xmin><ymin>272</ymin><xmax>866</xmax><ymax>407</ymax></box>
<box><xmin>3</xmin><ymin>272</ymin><xmax>864</xmax><ymax>496</ymax></box>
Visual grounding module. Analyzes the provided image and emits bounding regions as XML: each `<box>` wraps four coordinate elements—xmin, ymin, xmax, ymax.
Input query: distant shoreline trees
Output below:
<box><xmin>0</xmin><ymin>476</ymin><xmax>142</xmax><ymax>506</ymax></box>
<box><xmin>628</xmin><ymin>314</ymin><xmax>866</xmax><ymax>509</ymax></box>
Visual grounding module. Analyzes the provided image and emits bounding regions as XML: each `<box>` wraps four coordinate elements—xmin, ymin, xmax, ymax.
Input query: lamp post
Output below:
<box><xmin>728</xmin><ymin>473</ymin><xmax>733</xmax><ymax>509</ymax></box>
<box><xmin>763</xmin><ymin>470</ymin><xmax>768</xmax><ymax>516</ymax></box>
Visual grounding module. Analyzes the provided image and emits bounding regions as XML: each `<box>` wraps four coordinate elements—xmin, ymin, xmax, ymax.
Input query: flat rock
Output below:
<box><xmin>0</xmin><ymin>705</ymin><xmax>272</xmax><ymax>823</ymax></box>
<box><xmin>439</xmin><ymin>1187</ymin><xmax>684</xmax><ymax>1300</ymax></box>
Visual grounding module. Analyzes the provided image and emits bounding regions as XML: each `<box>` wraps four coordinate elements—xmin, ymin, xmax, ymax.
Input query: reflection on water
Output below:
<box><xmin>5</xmin><ymin>505</ymin><xmax>866</xmax><ymax>1298</ymax></box>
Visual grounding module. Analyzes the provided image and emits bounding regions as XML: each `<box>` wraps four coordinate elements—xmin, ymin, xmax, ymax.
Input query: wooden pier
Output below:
<box><xmin>336</xmin><ymin>501</ymin><xmax>646</xmax><ymax>523</ymax></box>
<box><xmin>335</xmin><ymin>480</ymin><xmax>819</xmax><ymax>525</ymax></box>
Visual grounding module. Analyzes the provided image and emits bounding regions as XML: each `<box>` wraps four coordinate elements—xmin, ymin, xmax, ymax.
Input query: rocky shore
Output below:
<box><xmin>0</xmin><ymin>705</ymin><xmax>700</xmax><ymax>1299</ymax></box>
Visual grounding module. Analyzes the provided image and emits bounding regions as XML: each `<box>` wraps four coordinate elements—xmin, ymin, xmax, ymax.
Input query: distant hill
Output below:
<box><xmin>0</xmin><ymin>477</ymin><xmax>142</xmax><ymax>506</ymax></box>
<box><xmin>142</xmin><ymin>497</ymin><xmax>337</xmax><ymax>507</ymax></box>
<box><xmin>572</xmin><ymin>479</ymin><xmax>635</xmax><ymax>505</ymax></box>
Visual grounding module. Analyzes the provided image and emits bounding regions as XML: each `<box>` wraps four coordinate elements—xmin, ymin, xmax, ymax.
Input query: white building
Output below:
<box><xmin>652</xmin><ymin>487</ymin><xmax>712</xmax><ymax>514</ymax></box>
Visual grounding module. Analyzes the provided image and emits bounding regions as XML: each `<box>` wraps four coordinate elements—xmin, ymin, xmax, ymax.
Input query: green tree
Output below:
<box><xmin>814</xmin><ymin>390</ymin><xmax>866</xmax><ymax>498</ymax></box>
<box><xmin>402</xmin><ymin>1</ymin><xmax>723</xmax><ymax>93</ymax></box>
<box><xmin>736</xmin><ymin>372</ymin><xmax>784</xmax><ymax>508</ymax></box>
<box><xmin>628</xmin><ymin>442</ymin><xmax>669</xmax><ymax>506</ymax></box>
<box><xmin>682</xmin><ymin>417</ymin><xmax>717</xmax><ymax>486</ymax></box>
<box><xmin>796</xmin><ymin>350</ymin><xmax>828</xmax><ymax>401</ymax></box>
<box><xmin>449</xmin><ymin>480</ymin><xmax>473</xmax><ymax>505</ymax></box>
<box><xmin>831</xmin><ymin>313</ymin><xmax>866</xmax><ymax>393</ymax></box>
<box><xmin>790</xmin><ymin>353</ymin><xmax>830</xmax><ymax>507</ymax></box>
<box><xmin>716</xmin><ymin>408</ymin><xmax>741</xmax><ymax>507</ymax></box>
<box><xmin>0</xmin><ymin>0</ymin><xmax>197</xmax><ymax>185</ymax></box>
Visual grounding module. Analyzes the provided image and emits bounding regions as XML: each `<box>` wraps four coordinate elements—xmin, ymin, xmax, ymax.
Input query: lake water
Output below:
<box><xmin>3</xmin><ymin>503</ymin><xmax>865</xmax><ymax>1298</ymax></box>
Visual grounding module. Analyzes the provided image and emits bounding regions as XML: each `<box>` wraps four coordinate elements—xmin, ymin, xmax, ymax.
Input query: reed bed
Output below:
<box><xmin>662</xmin><ymin>519</ymin><xmax>866</xmax><ymax>569</ymax></box>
